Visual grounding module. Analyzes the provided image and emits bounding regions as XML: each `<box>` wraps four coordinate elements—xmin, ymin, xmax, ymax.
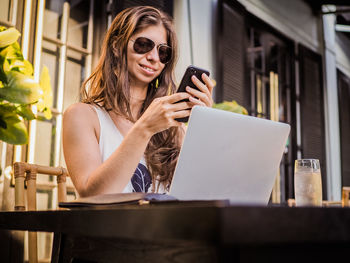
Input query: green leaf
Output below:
<box><xmin>6</xmin><ymin>59</ymin><xmax>33</xmax><ymax>76</ymax></box>
<box><xmin>0</xmin><ymin>71</ymin><xmax>40</xmax><ymax>104</ymax></box>
<box><xmin>17</xmin><ymin>104</ymin><xmax>35</xmax><ymax>120</ymax></box>
<box><xmin>0</xmin><ymin>117</ymin><xmax>6</xmax><ymax>128</ymax></box>
<box><xmin>0</xmin><ymin>27</ymin><xmax>21</xmax><ymax>48</ymax></box>
<box><xmin>20</xmin><ymin>60</ymin><xmax>34</xmax><ymax>76</ymax></box>
<box><xmin>0</xmin><ymin>43</ymin><xmax>23</xmax><ymax>61</ymax></box>
<box><xmin>2</xmin><ymin>57</ymin><xmax>10</xmax><ymax>72</ymax></box>
<box><xmin>0</xmin><ymin>44</ymin><xmax>23</xmax><ymax>85</ymax></box>
<box><xmin>0</xmin><ymin>108</ymin><xmax>28</xmax><ymax>145</ymax></box>
<box><xmin>213</xmin><ymin>100</ymin><xmax>248</xmax><ymax>115</ymax></box>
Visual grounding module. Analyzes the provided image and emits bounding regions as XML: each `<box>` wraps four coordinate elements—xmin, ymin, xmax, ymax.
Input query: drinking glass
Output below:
<box><xmin>294</xmin><ymin>159</ymin><xmax>322</xmax><ymax>207</ymax></box>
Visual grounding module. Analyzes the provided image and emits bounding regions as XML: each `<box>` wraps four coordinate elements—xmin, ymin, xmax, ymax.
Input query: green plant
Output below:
<box><xmin>213</xmin><ymin>100</ymin><xmax>248</xmax><ymax>115</ymax></box>
<box><xmin>0</xmin><ymin>26</ymin><xmax>52</xmax><ymax>145</ymax></box>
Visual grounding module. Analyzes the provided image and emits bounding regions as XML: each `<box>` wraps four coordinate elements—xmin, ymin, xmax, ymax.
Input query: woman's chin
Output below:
<box><xmin>137</xmin><ymin>74</ymin><xmax>158</xmax><ymax>85</ymax></box>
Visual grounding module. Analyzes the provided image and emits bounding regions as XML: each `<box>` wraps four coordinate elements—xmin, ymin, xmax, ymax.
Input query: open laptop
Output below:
<box><xmin>169</xmin><ymin>106</ymin><xmax>290</xmax><ymax>205</ymax></box>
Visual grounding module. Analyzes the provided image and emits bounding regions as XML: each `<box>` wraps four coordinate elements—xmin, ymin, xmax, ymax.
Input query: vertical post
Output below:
<box><xmin>322</xmin><ymin>5</ymin><xmax>342</xmax><ymax>201</ymax></box>
<box><xmin>270</xmin><ymin>72</ymin><xmax>281</xmax><ymax>203</ymax></box>
<box><xmin>26</xmin><ymin>168</ymin><xmax>38</xmax><ymax>263</ymax></box>
<box><xmin>13</xmin><ymin>163</ymin><xmax>25</xmax><ymax>211</ymax></box>
<box><xmin>85</xmin><ymin>0</ymin><xmax>94</xmax><ymax>79</ymax></box>
<box><xmin>53</xmin><ymin>1</ymin><xmax>69</xmax><ymax>167</ymax></box>
<box><xmin>27</xmin><ymin>0</ymin><xmax>46</xmax><ymax>163</ymax></box>
<box><xmin>13</xmin><ymin>162</ymin><xmax>26</xmax><ymax>262</ymax></box>
<box><xmin>57</xmin><ymin>168</ymin><xmax>67</xmax><ymax>209</ymax></box>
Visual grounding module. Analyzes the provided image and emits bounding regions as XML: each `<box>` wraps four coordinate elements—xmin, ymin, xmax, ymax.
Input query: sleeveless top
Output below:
<box><xmin>93</xmin><ymin>106</ymin><xmax>153</xmax><ymax>193</ymax></box>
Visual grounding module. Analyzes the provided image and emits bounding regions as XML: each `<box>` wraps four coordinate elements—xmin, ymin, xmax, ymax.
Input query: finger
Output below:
<box><xmin>186</xmin><ymin>86</ymin><xmax>210</xmax><ymax>106</ymax></box>
<box><xmin>168</xmin><ymin>119</ymin><xmax>185</xmax><ymax>128</ymax></box>
<box><xmin>169</xmin><ymin>100</ymin><xmax>193</xmax><ymax>111</ymax></box>
<box><xmin>171</xmin><ymin>109</ymin><xmax>191</xmax><ymax>119</ymax></box>
<box><xmin>189</xmin><ymin>96</ymin><xmax>206</xmax><ymax>107</ymax></box>
<box><xmin>202</xmin><ymin>73</ymin><xmax>215</xmax><ymax>94</ymax></box>
<box><xmin>191</xmin><ymin>75</ymin><xmax>210</xmax><ymax>96</ymax></box>
<box><xmin>167</xmin><ymin>92</ymin><xmax>192</xmax><ymax>104</ymax></box>
<box><xmin>168</xmin><ymin>110</ymin><xmax>192</xmax><ymax>126</ymax></box>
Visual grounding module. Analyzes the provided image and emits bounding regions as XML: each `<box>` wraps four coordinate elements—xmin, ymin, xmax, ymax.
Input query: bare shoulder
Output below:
<box><xmin>64</xmin><ymin>102</ymin><xmax>96</xmax><ymax>118</ymax></box>
<box><xmin>63</xmin><ymin>102</ymin><xmax>99</xmax><ymax>135</ymax></box>
<box><xmin>64</xmin><ymin>103</ymin><xmax>97</xmax><ymax>123</ymax></box>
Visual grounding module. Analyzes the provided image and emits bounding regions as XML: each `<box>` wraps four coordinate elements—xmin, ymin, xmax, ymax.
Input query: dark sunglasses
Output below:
<box><xmin>130</xmin><ymin>37</ymin><xmax>172</xmax><ymax>64</ymax></box>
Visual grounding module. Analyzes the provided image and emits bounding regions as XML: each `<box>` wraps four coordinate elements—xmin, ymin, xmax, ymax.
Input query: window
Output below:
<box><xmin>245</xmin><ymin>22</ymin><xmax>294</xmax><ymax>203</ymax></box>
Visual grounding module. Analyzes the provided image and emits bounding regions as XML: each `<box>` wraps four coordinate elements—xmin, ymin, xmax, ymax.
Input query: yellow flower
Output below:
<box><xmin>0</xmin><ymin>27</ymin><xmax>20</xmax><ymax>48</ymax></box>
<box><xmin>37</xmin><ymin>66</ymin><xmax>53</xmax><ymax>119</ymax></box>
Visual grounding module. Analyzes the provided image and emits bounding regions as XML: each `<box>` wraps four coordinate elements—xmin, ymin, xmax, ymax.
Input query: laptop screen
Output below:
<box><xmin>169</xmin><ymin>106</ymin><xmax>290</xmax><ymax>205</ymax></box>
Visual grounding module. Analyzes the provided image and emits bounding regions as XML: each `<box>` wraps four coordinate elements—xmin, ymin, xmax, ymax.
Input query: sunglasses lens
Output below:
<box><xmin>158</xmin><ymin>45</ymin><xmax>172</xmax><ymax>64</ymax></box>
<box><xmin>133</xmin><ymin>37</ymin><xmax>154</xmax><ymax>54</ymax></box>
<box><xmin>133</xmin><ymin>37</ymin><xmax>172</xmax><ymax>64</ymax></box>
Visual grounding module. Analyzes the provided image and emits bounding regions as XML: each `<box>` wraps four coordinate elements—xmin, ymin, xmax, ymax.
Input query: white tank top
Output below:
<box><xmin>93</xmin><ymin>106</ymin><xmax>153</xmax><ymax>193</ymax></box>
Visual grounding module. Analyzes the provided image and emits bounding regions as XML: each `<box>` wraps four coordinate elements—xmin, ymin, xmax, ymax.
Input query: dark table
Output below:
<box><xmin>1</xmin><ymin>202</ymin><xmax>350</xmax><ymax>262</ymax></box>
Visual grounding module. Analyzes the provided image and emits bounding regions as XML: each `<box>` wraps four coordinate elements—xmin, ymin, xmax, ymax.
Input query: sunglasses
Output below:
<box><xmin>130</xmin><ymin>37</ymin><xmax>172</xmax><ymax>64</ymax></box>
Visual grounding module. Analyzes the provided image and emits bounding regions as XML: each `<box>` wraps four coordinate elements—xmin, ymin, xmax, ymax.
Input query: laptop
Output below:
<box><xmin>169</xmin><ymin>106</ymin><xmax>291</xmax><ymax>205</ymax></box>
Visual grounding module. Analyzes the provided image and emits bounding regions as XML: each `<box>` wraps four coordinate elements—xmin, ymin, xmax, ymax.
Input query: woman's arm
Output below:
<box><xmin>63</xmin><ymin>103</ymin><xmax>152</xmax><ymax>196</ymax></box>
<box><xmin>63</xmin><ymin>92</ymin><xmax>192</xmax><ymax>197</ymax></box>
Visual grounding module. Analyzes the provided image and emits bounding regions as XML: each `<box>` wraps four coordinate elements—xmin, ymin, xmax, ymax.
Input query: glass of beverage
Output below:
<box><xmin>294</xmin><ymin>159</ymin><xmax>322</xmax><ymax>207</ymax></box>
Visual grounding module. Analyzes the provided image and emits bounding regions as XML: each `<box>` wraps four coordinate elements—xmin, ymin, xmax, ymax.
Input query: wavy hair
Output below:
<box><xmin>81</xmin><ymin>6</ymin><xmax>180</xmax><ymax>191</ymax></box>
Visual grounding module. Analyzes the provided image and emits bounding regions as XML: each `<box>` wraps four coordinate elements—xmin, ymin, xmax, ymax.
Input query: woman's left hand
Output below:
<box><xmin>186</xmin><ymin>73</ymin><xmax>215</xmax><ymax>107</ymax></box>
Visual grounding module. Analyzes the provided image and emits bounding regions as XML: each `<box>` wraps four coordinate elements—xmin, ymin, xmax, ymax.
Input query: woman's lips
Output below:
<box><xmin>139</xmin><ymin>64</ymin><xmax>156</xmax><ymax>75</ymax></box>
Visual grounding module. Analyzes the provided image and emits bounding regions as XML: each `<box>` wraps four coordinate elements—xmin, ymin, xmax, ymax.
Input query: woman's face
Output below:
<box><xmin>127</xmin><ymin>24</ymin><xmax>168</xmax><ymax>88</ymax></box>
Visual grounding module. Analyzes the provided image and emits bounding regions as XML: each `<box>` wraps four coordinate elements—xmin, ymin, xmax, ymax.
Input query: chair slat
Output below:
<box><xmin>13</xmin><ymin>162</ymin><xmax>71</xmax><ymax>263</ymax></box>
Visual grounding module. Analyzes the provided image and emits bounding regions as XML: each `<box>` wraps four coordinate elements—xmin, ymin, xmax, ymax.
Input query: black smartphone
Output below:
<box><xmin>175</xmin><ymin>65</ymin><xmax>210</xmax><ymax>122</ymax></box>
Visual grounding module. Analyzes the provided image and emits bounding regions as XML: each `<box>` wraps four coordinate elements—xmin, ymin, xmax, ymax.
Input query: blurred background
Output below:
<box><xmin>0</xmin><ymin>0</ymin><xmax>350</xmax><ymax>260</ymax></box>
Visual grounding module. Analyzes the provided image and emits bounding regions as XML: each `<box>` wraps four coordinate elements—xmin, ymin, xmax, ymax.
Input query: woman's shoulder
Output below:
<box><xmin>63</xmin><ymin>102</ymin><xmax>98</xmax><ymax>125</ymax></box>
<box><xmin>64</xmin><ymin>102</ymin><xmax>95</xmax><ymax>115</ymax></box>
<box><xmin>64</xmin><ymin>102</ymin><xmax>96</xmax><ymax>116</ymax></box>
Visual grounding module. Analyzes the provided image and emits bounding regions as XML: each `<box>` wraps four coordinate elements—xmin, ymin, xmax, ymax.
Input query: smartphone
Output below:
<box><xmin>175</xmin><ymin>65</ymin><xmax>210</xmax><ymax>122</ymax></box>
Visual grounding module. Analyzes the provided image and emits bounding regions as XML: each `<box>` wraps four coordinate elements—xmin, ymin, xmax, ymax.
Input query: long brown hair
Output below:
<box><xmin>81</xmin><ymin>6</ymin><xmax>180</xmax><ymax>191</ymax></box>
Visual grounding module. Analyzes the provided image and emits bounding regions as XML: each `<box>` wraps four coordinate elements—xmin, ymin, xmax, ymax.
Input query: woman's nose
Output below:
<box><xmin>146</xmin><ymin>46</ymin><xmax>160</xmax><ymax>62</ymax></box>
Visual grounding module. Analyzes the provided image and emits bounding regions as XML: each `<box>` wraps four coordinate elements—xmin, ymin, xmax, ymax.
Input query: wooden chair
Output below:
<box><xmin>342</xmin><ymin>187</ymin><xmax>350</xmax><ymax>207</ymax></box>
<box><xmin>287</xmin><ymin>198</ymin><xmax>343</xmax><ymax>207</ymax></box>
<box><xmin>13</xmin><ymin>162</ymin><xmax>69</xmax><ymax>263</ymax></box>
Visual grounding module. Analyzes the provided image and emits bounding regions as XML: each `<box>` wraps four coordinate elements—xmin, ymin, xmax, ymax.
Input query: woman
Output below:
<box><xmin>62</xmin><ymin>6</ymin><xmax>214</xmax><ymax>197</ymax></box>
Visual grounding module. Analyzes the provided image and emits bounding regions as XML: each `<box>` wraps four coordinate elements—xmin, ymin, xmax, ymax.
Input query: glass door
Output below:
<box><xmin>246</xmin><ymin>26</ymin><xmax>294</xmax><ymax>203</ymax></box>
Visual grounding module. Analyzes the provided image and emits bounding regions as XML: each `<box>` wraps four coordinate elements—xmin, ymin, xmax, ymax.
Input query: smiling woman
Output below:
<box><xmin>127</xmin><ymin>24</ymin><xmax>168</xmax><ymax>92</ymax></box>
<box><xmin>62</xmin><ymin>6</ymin><xmax>215</xmax><ymax>197</ymax></box>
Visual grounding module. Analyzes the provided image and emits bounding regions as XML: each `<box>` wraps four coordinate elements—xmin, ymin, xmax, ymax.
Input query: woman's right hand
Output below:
<box><xmin>136</xmin><ymin>92</ymin><xmax>193</xmax><ymax>136</ymax></box>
